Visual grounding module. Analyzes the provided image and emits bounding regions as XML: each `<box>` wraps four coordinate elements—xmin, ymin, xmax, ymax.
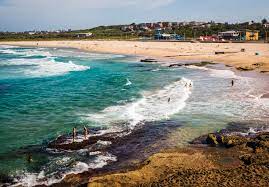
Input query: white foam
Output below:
<box><xmin>86</xmin><ymin>78</ymin><xmax>192</xmax><ymax>129</ymax></box>
<box><xmin>0</xmin><ymin>48</ymin><xmax>52</xmax><ymax>57</ymax></box>
<box><xmin>1</xmin><ymin>58</ymin><xmax>90</xmax><ymax>77</ymax></box>
<box><xmin>231</xmin><ymin>127</ymin><xmax>269</xmax><ymax>137</ymax></box>
<box><xmin>13</xmin><ymin>152</ymin><xmax>117</xmax><ymax>187</ymax></box>
<box><xmin>186</xmin><ymin>65</ymin><xmax>237</xmax><ymax>79</ymax></box>
<box><xmin>125</xmin><ymin>78</ymin><xmax>132</xmax><ymax>86</ymax></box>
<box><xmin>0</xmin><ymin>45</ymin><xmax>17</xmax><ymax>49</ymax></box>
<box><xmin>97</xmin><ymin>140</ymin><xmax>112</xmax><ymax>146</ymax></box>
<box><xmin>151</xmin><ymin>68</ymin><xmax>160</xmax><ymax>72</ymax></box>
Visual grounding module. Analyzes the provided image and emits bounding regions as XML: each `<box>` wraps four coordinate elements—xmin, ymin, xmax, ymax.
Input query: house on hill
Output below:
<box><xmin>76</xmin><ymin>32</ymin><xmax>93</xmax><ymax>38</ymax></box>
<box><xmin>245</xmin><ymin>30</ymin><xmax>259</xmax><ymax>41</ymax></box>
<box><xmin>218</xmin><ymin>30</ymin><xmax>241</xmax><ymax>40</ymax></box>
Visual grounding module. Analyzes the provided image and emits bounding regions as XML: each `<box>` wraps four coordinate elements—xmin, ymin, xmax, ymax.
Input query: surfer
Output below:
<box><xmin>72</xmin><ymin>127</ymin><xmax>77</xmax><ymax>143</ymax></box>
<box><xmin>231</xmin><ymin>80</ymin><xmax>234</xmax><ymax>87</ymax></box>
<box><xmin>84</xmin><ymin>126</ymin><xmax>88</xmax><ymax>140</ymax></box>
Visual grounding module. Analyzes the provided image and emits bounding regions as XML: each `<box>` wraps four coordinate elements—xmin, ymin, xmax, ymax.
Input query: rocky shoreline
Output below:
<box><xmin>88</xmin><ymin>129</ymin><xmax>269</xmax><ymax>187</ymax></box>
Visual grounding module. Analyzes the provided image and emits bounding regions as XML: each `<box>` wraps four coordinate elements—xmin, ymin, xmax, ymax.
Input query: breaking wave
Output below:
<box><xmin>0</xmin><ymin>58</ymin><xmax>90</xmax><ymax>77</ymax></box>
<box><xmin>13</xmin><ymin>152</ymin><xmax>117</xmax><ymax>187</ymax></box>
<box><xmin>86</xmin><ymin>78</ymin><xmax>192</xmax><ymax>129</ymax></box>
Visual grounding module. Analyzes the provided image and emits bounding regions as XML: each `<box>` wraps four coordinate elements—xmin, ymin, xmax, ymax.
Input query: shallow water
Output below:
<box><xmin>0</xmin><ymin>45</ymin><xmax>268</xmax><ymax>186</ymax></box>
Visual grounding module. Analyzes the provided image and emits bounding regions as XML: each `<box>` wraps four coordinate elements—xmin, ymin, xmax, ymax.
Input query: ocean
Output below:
<box><xmin>0</xmin><ymin>45</ymin><xmax>268</xmax><ymax>186</ymax></box>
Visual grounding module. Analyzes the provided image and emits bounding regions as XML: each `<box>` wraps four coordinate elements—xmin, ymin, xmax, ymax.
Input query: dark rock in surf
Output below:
<box><xmin>140</xmin><ymin>59</ymin><xmax>158</xmax><ymax>63</ymax></box>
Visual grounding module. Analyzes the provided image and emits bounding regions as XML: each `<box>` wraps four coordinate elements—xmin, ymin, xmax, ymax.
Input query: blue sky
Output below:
<box><xmin>0</xmin><ymin>0</ymin><xmax>268</xmax><ymax>31</ymax></box>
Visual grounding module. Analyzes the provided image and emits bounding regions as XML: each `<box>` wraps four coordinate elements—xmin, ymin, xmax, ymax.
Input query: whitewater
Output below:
<box><xmin>0</xmin><ymin>45</ymin><xmax>268</xmax><ymax>186</ymax></box>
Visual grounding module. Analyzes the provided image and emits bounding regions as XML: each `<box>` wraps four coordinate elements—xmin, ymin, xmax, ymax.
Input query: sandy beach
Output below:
<box><xmin>1</xmin><ymin>40</ymin><xmax>269</xmax><ymax>73</ymax></box>
<box><xmin>0</xmin><ymin>42</ymin><xmax>268</xmax><ymax>187</ymax></box>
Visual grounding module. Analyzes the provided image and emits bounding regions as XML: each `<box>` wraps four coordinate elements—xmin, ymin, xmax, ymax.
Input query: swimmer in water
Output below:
<box><xmin>26</xmin><ymin>154</ymin><xmax>33</xmax><ymax>163</ymax></box>
<box><xmin>168</xmin><ymin>97</ymin><xmax>171</xmax><ymax>103</ymax></box>
<box><xmin>189</xmin><ymin>82</ymin><xmax>192</xmax><ymax>87</ymax></box>
<box><xmin>231</xmin><ymin>80</ymin><xmax>234</xmax><ymax>87</ymax></box>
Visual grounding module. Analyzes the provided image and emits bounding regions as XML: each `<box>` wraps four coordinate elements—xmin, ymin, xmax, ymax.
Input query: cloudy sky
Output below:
<box><xmin>0</xmin><ymin>0</ymin><xmax>268</xmax><ymax>31</ymax></box>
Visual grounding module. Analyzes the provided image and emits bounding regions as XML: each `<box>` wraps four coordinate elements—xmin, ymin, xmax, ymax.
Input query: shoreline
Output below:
<box><xmin>0</xmin><ymin>40</ymin><xmax>269</xmax><ymax>74</ymax></box>
<box><xmin>0</xmin><ymin>42</ymin><xmax>269</xmax><ymax>186</ymax></box>
<box><xmin>88</xmin><ymin>126</ymin><xmax>269</xmax><ymax>187</ymax></box>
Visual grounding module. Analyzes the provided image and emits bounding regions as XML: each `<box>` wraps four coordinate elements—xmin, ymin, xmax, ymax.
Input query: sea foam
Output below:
<box><xmin>86</xmin><ymin>78</ymin><xmax>192</xmax><ymax>129</ymax></box>
<box><xmin>13</xmin><ymin>152</ymin><xmax>117</xmax><ymax>187</ymax></box>
<box><xmin>186</xmin><ymin>65</ymin><xmax>237</xmax><ymax>79</ymax></box>
<box><xmin>1</xmin><ymin>58</ymin><xmax>89</xmax><ymax>77</ymax></box>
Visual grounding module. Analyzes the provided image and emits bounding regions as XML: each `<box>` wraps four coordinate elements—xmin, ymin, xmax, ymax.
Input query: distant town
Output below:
<box><xmin>1</xmin><ymin>20</ymin><xmax>269</xmax><ymax>42</ymax></box>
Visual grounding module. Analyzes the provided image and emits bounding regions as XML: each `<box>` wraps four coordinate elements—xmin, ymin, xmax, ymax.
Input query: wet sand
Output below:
<box><xmin>1</xmin><ymin>40</ymin><xmax>269</xmax><ymax>73</ymax></box>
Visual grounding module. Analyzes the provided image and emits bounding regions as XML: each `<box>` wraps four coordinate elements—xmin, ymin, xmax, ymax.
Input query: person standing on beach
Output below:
<box><xmin>72</xmin><ymin>127</ymin><xmax>77</xmax><ymax>143</ymax></box>
<box><xmin>84</xmin><ymin>126</ymin><xmax>88</xmax><ymax>140</ymax></box>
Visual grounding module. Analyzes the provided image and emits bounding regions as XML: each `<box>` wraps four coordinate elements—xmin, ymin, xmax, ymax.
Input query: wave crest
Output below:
<box><xmin>86</xmin><ymin>78</ymin><xmax>192</xmax><ymax>129</ymax></box>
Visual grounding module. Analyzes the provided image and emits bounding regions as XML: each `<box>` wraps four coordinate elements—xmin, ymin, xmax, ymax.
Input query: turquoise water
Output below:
<box><xmin>0</xmin><ymin>45</ymin><xmax>268</xmax><ymax>186</ymax></box>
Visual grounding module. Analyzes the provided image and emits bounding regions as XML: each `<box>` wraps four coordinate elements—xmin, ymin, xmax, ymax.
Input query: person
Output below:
<box><xmin>72</xmin><ymin>127</ymin><xmax>77</xmax><ymax>143</ymax></box>
<box><xmin>26</xmin><ymin>154</ymin><xmax>33</xmax><ymax>163</ymax></box>
<box><xmin>84</xmin><ymin>126</ymin><xmax>88</xmax><ymax>140</ymax></box>
<box><xmin>168</xmin><ymin>97</ymin><xmax>171</xmax><ymax>103</ymax></box>
<box><xmin>231</xmin><ymin>80</ymin><xmax>234</xmax><ymax>87</ymax></box>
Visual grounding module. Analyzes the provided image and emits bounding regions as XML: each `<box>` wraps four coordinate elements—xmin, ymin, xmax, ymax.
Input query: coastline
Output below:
<box><xmin>88</xmin><ymin>129</ymin><xmax>269</xmax><ymax>187</ymax></box>
<box><xmin>0</xmin><ymin>40</ymin><xmax>269</xmax><ymax>73</ymax></box>
<box><xmin>1</xmin><ymin>42</ymin><xmax>269</xmax><ymax>187</ymax></box>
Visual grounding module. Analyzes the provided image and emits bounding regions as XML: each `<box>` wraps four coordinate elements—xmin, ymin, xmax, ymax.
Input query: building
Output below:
<box><xmin>76</xmin><ymin>32</ymin><xmax>93</xmax><ymax>38</ymax></box>
<box><xmin>218</xmin><ymin>30</ymin><xmax>241</xmax><ymax>40</ymax></box>
<box><xmin>199</xmin><ymin>35</ymin><xmax>218</xmax><ymax>42</ymax></box>
<box><xmin>121</xmin><ymin>25</ymin><xmax>134</xmax><ymax>32</ymax></box>
<box><xmin>245</xmin><ymin>30</ymin><xmax>259</xmax><ymax>41</ymax></box>
<box><xmin>154</xmin><ymin>29</ymin><xmax>183</xmax><ymax>40</ymax></box>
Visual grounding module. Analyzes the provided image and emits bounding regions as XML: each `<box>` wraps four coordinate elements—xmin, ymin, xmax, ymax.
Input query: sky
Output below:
<box><xmin>0</xmin><ymin>0</ymin><xmax>268</xmax><ymax>31</ymax></box>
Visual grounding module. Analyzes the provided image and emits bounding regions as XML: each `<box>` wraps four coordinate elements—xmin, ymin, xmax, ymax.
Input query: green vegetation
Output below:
<box><xmin>0</xmin><ymin>20</ymin><xmax>268</xmax><ymax>41</ymax></box>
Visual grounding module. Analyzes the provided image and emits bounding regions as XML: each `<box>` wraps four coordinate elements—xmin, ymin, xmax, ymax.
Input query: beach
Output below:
<box><xmin>1</xmin><ymin>40</ymin><xmax>269</xmax><ymax>72</ymax></box>
<box><xmin>0</xmin><ymin>43</ymin><xmax>268</xmax><ymax>187</ymax></box>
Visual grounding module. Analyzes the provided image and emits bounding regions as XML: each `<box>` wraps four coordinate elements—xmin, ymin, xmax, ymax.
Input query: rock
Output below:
<box><xmin>236</xmin><ymin>66</ymin><xmax>255</xmax><ymax>71</ymax></box>
<box><xmin>246</xmin><ymin>132</ymin><xmax>269</xmax><ymax>153</ymax></box>
<box><xmin>256</xmin><ymin>132</ymin><xmax>269</xmax><ymax>141</ymax></box>
<box><xmin>221</xmin><ymin>135</ymin><xmax>248</xmax><ymax>148</ymax></box>
<box><xmin>240</xmin><ymin>153</ymin><xmax>269</xmax><ymax>165</ymax></box>
<box><xmin>140</xmin><ymin>59</ymin><xmax>157</xmax><ymax>63</ymax></box>
<box><xmin>168</xmin><ymin>64</ymin><xmax>183</xmax><ymax>67</ymax></box>
<box><xmin>206</xmin><ymin>134</ymin><xmax>219</xmax><ymax>146</ymax></box>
